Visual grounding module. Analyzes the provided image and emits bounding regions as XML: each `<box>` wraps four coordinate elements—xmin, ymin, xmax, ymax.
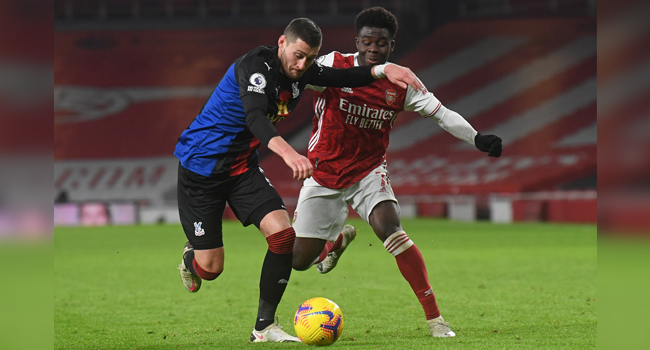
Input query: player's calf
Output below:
<box><xmin>292</xmin><ymin>237</ymin><xmax>328</xmax><ymax>271</ymax></box>
<box><xmin>255</xmin><ymin>227</ymin><xmax>296</xmax><ymax>331</ymax></box>
<box><xmin>385</xmin><ymin>231</ymin><xmax>454</xmax><ymax>337</ymax></box>
<box><xmin>177</xmin><ymin>242</ymin><xmax>222</xmax><ymax>293</ymax></box>
<box><xmin>317</xmin><ymin>224</ymin><xmax>357</xmax><ymax>274</ymax></box>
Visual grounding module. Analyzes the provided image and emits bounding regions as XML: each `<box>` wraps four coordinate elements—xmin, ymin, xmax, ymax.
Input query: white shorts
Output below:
<box><xmin>292</xmin><ymin>162</ymin><xmax>399</xmax><ymax>241</ymax></box>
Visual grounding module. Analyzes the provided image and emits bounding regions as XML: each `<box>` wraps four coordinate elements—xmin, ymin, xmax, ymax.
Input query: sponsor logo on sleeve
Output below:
<box><xmin>247</xmin><ymin>73</ymin><xmax>267</xmax><ymax>93</ymax></box>
<box><xmin>292</xmin><ymin>82</ymin><xmax>300</xmax><ymax>98</ymax></box>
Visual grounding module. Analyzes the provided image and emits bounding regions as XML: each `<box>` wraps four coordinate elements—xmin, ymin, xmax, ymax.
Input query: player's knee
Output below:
<box><xmin>205</xmin><ymin>263</ymin><xmax>224</xmax><ymax>276</ymax></box>
<box><xmin>193</xmin><ymin>260</ymin><xmax>223</xmax><ymax>281</ymax></box>
<box><xmin>266</xmin><ymin>227</ymin><xmax>296</xmax><ymax>255</ymax></box>
<box><xmin>372</xmin><ymin>223</ymin><xmax>402</xmax><ymax>242</ymax></box>
<box><xmin>369</xmin><ymin>202</ymin><xmax>402</xmax><ymax>242</ymax></box>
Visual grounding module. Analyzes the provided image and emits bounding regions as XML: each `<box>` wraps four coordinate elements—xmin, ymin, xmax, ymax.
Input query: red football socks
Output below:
<box><xmin>192</xmin><ymin>258</ymin><xmax>221</xmax><ymax>281</ymax></box>
<box><xmin>317</xmin><ymin>233</ymin><xmax>344</xmax><ymax>263</ymax></box>
<box><xmin>391</xmin><ymin>237</ymin><xmax>441</xmax><ymax>320</ymax></box>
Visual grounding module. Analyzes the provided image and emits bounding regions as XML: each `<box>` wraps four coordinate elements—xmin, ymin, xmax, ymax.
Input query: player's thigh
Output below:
<box><xmin>293</xmin><ymin>177</ymin><xmax>348</xmax><ymax>242</ymax></box>
<box><xmin>348</xmin><ymin>163</ymin><xmax>400</xmax><ymax>225</ymax></box>
<box><xmin>228</xmin><ymin>167</ymin><xmax>288</xmax><ymax>233</ymax></box>
<box><xmin>177</xmin><ymin>163</ymin><xmax>227</xmax><ymax>250</ymax></box>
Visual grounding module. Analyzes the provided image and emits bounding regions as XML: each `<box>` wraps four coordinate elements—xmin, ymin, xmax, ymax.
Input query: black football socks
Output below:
<box><xmin>182</xmin><ymin>249</ymin><xmax>198</xmax><ymax>276</ymax></box>
<box><xmin>255</xmin><ymin>250</ymin><xmax>293</xmax><ymax>331</ymax></box>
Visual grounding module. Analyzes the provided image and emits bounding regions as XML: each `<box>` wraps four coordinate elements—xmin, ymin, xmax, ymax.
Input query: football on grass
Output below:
<box><xmin>294</xmin><ymin>297</ymin><xmax>344</xmax><ymax>346</ymax></box>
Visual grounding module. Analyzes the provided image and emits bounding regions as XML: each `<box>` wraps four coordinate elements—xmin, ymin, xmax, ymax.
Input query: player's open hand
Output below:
<box><xmin>283</xmin><ymin>151</ymin><xmax>313</xmax><ymax>181</ymax></box>
<box><xmin>383</xmin><ymin>64</ymin><xmax>425</xmax><ymax>92</ymax></box>
<box><xmin>474</xmin><ymin>133</ymin><xmax>502</xmax><ymax>157</ymax></box>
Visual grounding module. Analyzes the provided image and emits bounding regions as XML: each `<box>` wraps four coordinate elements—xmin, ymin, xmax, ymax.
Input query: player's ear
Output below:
<box><xmin>390</xmin><ymin>39</ymin><xmax>396</xmax><ymax>52</ymax></box>
<box><xmin>278</xmin><ymin>35</ymin><xmax>287</xmax><ymax>50</ymax></box>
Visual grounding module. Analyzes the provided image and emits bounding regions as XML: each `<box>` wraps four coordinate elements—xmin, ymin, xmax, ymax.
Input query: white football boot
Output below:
<box><xmin>250</xmin><ymin>317</ymin><xmax>301</xmax><ymax>343</ymax></box>
<box><xmin>317</xmin><ymin>224</ymin><xmax>357</xmax><ymax>274</ymax></box>
<box><xmin>427</xmin><ymin>316</ymin><xmax>456</xmax><ymax>337</ymax></box>
<box><xmin>177</xmin><ymin>241</ymin><xmax>201</xmax><ymax>293</ymax></box>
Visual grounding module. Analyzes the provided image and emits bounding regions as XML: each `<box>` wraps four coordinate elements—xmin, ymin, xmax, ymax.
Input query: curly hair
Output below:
<box><xmin>354</xmin><ymin>7</ymin><xmax>398</xmax><ymax>38</ymax></box>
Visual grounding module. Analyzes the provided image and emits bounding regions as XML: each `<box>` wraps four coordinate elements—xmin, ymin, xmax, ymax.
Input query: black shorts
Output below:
<box><xmin>177</xmin><ymin>163</ymin><xmax>286</xmax><ymax>250</ymax></box>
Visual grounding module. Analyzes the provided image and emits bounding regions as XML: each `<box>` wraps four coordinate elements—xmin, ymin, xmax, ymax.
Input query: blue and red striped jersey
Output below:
<box><xmin>174</xmin><ymin>45</ymin><xmax>376</xmax><ymax>178</ymax></box>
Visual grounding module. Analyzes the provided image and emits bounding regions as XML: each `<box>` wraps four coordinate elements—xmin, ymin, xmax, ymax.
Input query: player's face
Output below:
<box><xmin>355</xmin><ymin>27</ymin><xmax>395</xmax><ymax>67</ymax></box>
<box><xmin>278</xmin><ymin>35</ymin><xmax>320</xmax><ymax>80</ymax></box>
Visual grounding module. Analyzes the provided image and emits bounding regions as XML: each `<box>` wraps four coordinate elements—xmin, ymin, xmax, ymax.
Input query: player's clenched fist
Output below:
<box><xmin>284</xmin><ymin>152</ymin><xmax>313</xmax><ymax>181</ymax></box>
<box><xmin>474</xmin><ymin>133</ymin><xmax>503</xmax><ymax>157</ymax></box>
<box><xmin>268</xmin><ymin>136</ymin><xmax>313</xmax><ymax>180</ymax></box>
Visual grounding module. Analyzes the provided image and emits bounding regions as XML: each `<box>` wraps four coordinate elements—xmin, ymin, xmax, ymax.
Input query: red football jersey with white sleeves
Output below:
<box><xmin>306</xmin><ymin>51</ymin><xmax>443</xmax><ymax>189</ymax></box>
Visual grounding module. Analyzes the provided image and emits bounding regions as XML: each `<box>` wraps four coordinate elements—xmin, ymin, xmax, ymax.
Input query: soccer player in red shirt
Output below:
<box><xmin>291</xmin><ymin>7</ymin><xmax>502</xmax><ymax>338</ymax></box>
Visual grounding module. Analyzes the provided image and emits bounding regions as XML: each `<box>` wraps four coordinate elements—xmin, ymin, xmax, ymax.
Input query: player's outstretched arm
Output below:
<box><xmin>373</xmin><ymin>63</ymin><xmax>424</xmax><ymax>92</ymax></box>
<box><xmin>268</xmin><ymin>136</ymin><xmax>313</xmax><ymax>181</ymax></box>
<box><xmin>403</xmin><ymin>76</ymin><xmax>501</xmax><ymax>157</ymax></box>
<box><xmin>435</xmin><ymin>107</ymin><xmax>502</xmax><ymax>157</ymax></box>
<box><xmin>474</xmin><ymin>133</ymin><xmax>502</xmax><ymax>157</ymax></box>
<box><xmin>307</xmin><ymin>62</ymin><xmax>422</xmax><ymax>92</ymax></box>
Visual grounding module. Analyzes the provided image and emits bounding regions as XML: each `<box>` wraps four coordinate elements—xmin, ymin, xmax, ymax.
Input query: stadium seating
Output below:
<box><xmin>54</xmin><ymin>25</ymin><xmax>357</xmax><ymax>159</ymax></box>
<box><xmin>263</xmin><ymin>18</ymin><xmax>597</xmax><ymax>197</ymax></box>
<box><xmin>595</xmin><ymin>3</ymin><xmax>650</xmax><ymax>232</ymax></box>
<box><xmin>54</xmin><ymin>18</ymin><xmax>601</xmax><ymax>223</ymax></box>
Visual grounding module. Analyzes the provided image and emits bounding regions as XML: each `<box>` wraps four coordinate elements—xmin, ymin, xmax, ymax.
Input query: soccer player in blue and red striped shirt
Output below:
<box><xmin>173</xmin><ymin>17</ymin><xmax>424</xmax><ymax>342</ymax></box>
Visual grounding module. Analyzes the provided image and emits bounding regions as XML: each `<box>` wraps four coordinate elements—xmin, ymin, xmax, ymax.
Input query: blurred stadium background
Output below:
<box><xmin>41</xmin><ymin>2</ymin><xmax>650</xmax><ymax>349</ymax></box>
<box><xmin>50</xmin><ymin>0</ymin><xmax>607</xmax><ymax>232</ymax></box>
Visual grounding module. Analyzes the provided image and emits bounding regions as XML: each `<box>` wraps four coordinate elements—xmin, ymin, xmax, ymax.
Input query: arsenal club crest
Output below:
<box><xmin>385</xmin><ymin>89</ymin><xmax>396</xmax><ymax>105</ymax></box>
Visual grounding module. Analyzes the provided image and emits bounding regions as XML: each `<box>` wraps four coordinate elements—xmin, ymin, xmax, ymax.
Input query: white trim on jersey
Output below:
<box><xmin>404</xmin><ymin>83</ymin><xmax>442</xmax><ymax>117</ymax></box>
<box><xmin>425</xmin><ymin>101</ymin><xmax>442</xmax><ymax>117</ymax></box>
<box><xmin>308</xmin><ymin>97</ymin><xmax>326</xmax><ymax>151</ymax></box>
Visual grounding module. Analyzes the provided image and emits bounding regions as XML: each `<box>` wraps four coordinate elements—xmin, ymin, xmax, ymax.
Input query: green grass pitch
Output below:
<box><xmin>55</xmin><ymin>218</ymin><xmax>596</xmax><ymax>349</ymax></box>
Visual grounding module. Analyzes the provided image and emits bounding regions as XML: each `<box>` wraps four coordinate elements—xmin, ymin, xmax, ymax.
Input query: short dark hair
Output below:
<box><xmin>355</xmin><ymin>7</ymin><xmax>398</xmax><ymax>38</ymax></box>
<box><xmin>284</xmin><ymin>18</ymin><xmax>322</xmax><ymax>48</ymax></box>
